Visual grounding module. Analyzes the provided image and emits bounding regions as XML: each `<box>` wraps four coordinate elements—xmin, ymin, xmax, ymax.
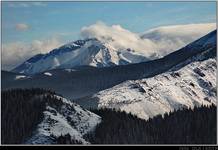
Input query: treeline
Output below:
<box><xmin>87</xmin><ymin>105</ymin><xmax>217</xmax><ymax>144</ymax></box>
<box><xmin>1</xmin><ymin>88</ymin><xmax>63</xmax><ymax>144</ymax></box>
<box><xmin>2</xmin><ymin>88</ymin><xmax>217</xmax><ymax>144</ymax></box>
<box><xmin>52</xmin><ymin>134</ymin><xmax>83</xmax><ymax>144</ymax></box>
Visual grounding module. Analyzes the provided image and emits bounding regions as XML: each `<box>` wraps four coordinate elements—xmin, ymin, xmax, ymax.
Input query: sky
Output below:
<box><xmin>2</xmin><ymin>1</ymin><xmax>216</xmax><ymax>44</ymax></box>
<box><xmin>1</xmin><ymin>1</ymin><xmax>217</xmax><ymax>70</ymax></box>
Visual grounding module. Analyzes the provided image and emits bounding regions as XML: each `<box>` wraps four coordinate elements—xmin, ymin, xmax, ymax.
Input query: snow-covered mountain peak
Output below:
<box><xmin>12</xmin><ymin>36</ymin><xmax>152</xmax><ymax>74</ymax></box>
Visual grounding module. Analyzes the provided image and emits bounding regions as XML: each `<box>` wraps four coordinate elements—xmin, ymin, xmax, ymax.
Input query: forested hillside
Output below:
<box><xmin>2</xmin><ymin>88</ymin><xmax>216</xmax><ymax>144</ymax></box>
<box><xmin>1</xmin><ymin>88</ymin><xmax>101</xmax><ymax>144</ymax></box>
<box><xmin>87</xmin><ymin>105</ymin><xmax>217</xmax><ymax>144</ymax></box>
<box><xmin>1</xmin><ymin>89</ymin><xmax>66</xmax><ymax>144</ymax></box>
<box><xmin>1</xmin><ymin>88</ymin><xmax>55</xmax><ymax>144</ymax></box>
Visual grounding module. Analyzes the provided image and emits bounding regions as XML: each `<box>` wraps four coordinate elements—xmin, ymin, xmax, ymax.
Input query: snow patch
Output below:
<box><xmin>44</xmin><ymin>72</ymin><xmax>52</xmax><ymax>76</ymax></box>
<box><xmin>65</xmin><ymin>69</ymin><xmax>76</xmax><ymax>73</ymax></box>
<box><xmin>15</xmin><ymin>75</ymin><xmax>27</xmax><ymax>80</ymax></box>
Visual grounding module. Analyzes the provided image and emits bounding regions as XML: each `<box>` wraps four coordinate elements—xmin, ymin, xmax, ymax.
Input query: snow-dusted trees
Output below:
<box><xmin>1</xmin><ymin>88</ymin><xmax>62</xmax><ymax>144</ymax></box>
<box><xmin>2</xmin><ymin>88</ymin><xmax>216</xmax><ymax>144</ymax></box>
<box><xmin>54</xmin><ymin>134</ymin><xmax>83</xmax><ymax>144</ymax></box>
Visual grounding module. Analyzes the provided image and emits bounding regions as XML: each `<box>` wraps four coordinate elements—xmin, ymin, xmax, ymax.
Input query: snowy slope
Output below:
<box><xmin>26</xmin><ymin>95</ymin><xmax>101</xmax><ymax>144</ymax></box>
<box><xmin>94</xmin><ymin>51</ymin><xmax>216</xmax><ymax>120</ymax></box>
<box><xmin>12</xmin><ymin>38</ymin><xmax>151</xmax><ymax>75</ymax></box>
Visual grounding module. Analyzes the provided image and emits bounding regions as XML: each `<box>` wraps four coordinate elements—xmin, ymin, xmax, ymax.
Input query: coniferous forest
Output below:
<box><xmin>1</xmin><ymin>89</ymin><xmax>46</xmax><ymax>144</ymax></box>
<box><xmin>87</xmin><ymin>106</ymin><xmax>217</xmax><ymax>144</ymax></box>
<box><xmin>1</xmin><ymin>88</ymin><xmax>217</xmax><ymax>144</ymax></box>
<box><xmin>1</xmin><ymin>88</ymin><xmax>63</xmax><ymax>144</ymax></box>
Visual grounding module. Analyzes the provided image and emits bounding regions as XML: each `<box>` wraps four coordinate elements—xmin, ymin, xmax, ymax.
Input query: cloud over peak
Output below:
<box><xmin>81</xmin><ymin>21</ymin><xmax>157</xmax><ymax>56</ymax></box>
<box><xmin>81</xmin><ymin>21</ymin><xmax>216</xmax><ymax>57</ymax></box>
<box><xmin>141</xmin><ymin>23</ymin><xmax>216</xmax><ymax>55</ymax></box>
<box><xmin>2</xmin><ymin>22</ymin><xmax>216</xmax><ymax>70</ymax></box>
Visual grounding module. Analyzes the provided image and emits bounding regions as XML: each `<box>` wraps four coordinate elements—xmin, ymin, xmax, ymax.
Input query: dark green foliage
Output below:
<box><xmin>88</xmin><ymin>105</ymin><xmax>217</xmax><ymax>144</ymax></box>
<box><xmin>2</xmin><ymin>88</ymin><xmax>217</xmax><ymax>145</ymax></box>
<box><xmin>1</xmin><ymin>88</ymin><xmax>61</xmax><ymax>144</ymax></box>
<box><xmin>53</xmin><ymin>134</ymin><xmax>82</xmax><ymax>144</ymax></box>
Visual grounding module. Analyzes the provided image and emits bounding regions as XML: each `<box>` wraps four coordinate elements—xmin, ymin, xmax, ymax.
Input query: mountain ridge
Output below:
<box><xmin>2</xmin><ymin>30</ymin><xmax>216</xmax><ymax>100</ymax></box>
<box><xmin>1</xmin><ymin>89</ymin><xmax>101</xmax><ymax>144</ymax></box>
<box><xmin>12</xmin><ymin>37</ymin><xmax>152</xmax><ymax>75</ymax></box>
<box><xmin>94</xmin><ymin>32</ymin><xmax>217</xmax><ymax>119</ymax></box>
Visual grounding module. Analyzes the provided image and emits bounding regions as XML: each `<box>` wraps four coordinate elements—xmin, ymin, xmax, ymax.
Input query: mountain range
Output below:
<box><xmin>2</xmin><ymin>30</ymin><xmax>216</xmax><ymax>100</ymax></box>
<box><xmin>12</xmin><ymin>38</ymin><xmax>153</xmax><ymax>75</ymax></box>
<box><xmin>1</xmin><ymin>29</ymin><xmax>217</xmax><ymax>144</ymax></box>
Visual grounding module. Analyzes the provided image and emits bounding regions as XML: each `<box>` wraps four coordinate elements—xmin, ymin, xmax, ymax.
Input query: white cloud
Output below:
<box><xmin>8</xmin><ymin>2</ymin><xmax>47</xmax><ymax>8</ymax></box>
<box><xmin>81</xmin><ymin>21</ymin><xmax>157</xmax><ymax>56</ymax></box>
<box><xmin>81</xmin><ymin>21</ymin><xmax>216</xmax><ymax>57</ymax></box>
<box><xmin>141</xmin><ymin>23</ymin><xmax>216</xmax><ymax>55</ymax></box>
<box><xmin>2</xmin><ymin>37</ymin><xmax>62</xmax><ymax>70</ymax></box>
<box><xmin>15</xmin><ymin>23</ymin><xmax>29</xmax><ymax>31</ymax></box>
<box><xmin>2</xmin><ymin>22</ymin><xmax>216</xmax><ymax>71</ymax></box>
<box><xmin>31</xmin><ymin>2</ymin><xmax>47</xmax><ymax>7</ymax></box>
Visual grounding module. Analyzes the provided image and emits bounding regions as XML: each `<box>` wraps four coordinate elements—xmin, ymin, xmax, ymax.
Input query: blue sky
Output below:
<box><xmin>2</xmin><ymin>1</ymin><xmax>216</xmax><ymax>44</ymax></box>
